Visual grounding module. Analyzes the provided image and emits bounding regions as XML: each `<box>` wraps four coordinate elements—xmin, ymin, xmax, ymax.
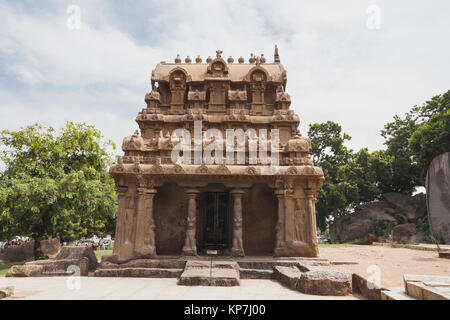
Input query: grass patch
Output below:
<box><xmin>318</xmin><ymin>243</ymin><xmax>360</xmax><ymax>248</ymax></box>
<box><xmin>0</xmin><ymin>260</ymin><xmax>25</xmax><ymax>276</ymax></box>
<box><xmin>94</xmin><ymin>249</ymin><xmax>113</xmax><ymax>261</ymax></box>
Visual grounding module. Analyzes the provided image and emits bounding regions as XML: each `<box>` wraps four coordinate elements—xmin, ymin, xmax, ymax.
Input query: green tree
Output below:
<box><xmin>308</xmin><ymin>121</ymin><xmax>355</xmax><ymax>231</ymax></box>
<box><xmin>409</xmin><ymin>108</ymin><xmax>450</xmax><ymax>173</ymax></box>
<box><xmin>308</xmin><ymin>122</ymin><xmax>393</xmax><ymax>232</ymax></box>
<box><xmin>381</xmin><ymin>90</ymin><xmax>450</xmax><ymax>191</ymax></box>
<box><xmin>0</xmin><ymin>122</ymin><xmax>117</xmax><ymax>259</ymax></box>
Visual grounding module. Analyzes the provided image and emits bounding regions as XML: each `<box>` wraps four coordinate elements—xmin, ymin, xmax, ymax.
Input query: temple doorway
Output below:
<box><xmin>202</xmin><ymin>192</ymin><xmax>229</xmax><ymax>252</ymax></box>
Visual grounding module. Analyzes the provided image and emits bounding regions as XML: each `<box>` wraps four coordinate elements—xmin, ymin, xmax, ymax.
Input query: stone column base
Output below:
<box><xmin>181</xmin><ymin>247</ymin><xmax>198</xmax><ymax>256</ymax></box>
<box><xmin>231</xmin><ymin>248</ymin><xmax>245</xmax><ymax>257</ymax></box>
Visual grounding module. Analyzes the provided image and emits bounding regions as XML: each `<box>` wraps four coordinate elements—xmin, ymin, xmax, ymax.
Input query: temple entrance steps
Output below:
<box><xmin>94</xmin><ymin>259</ymin><xmax>185</xmax><ymax>278</ymax></box>
<box><xmin>178</xmin><ymin>260</ymin><xmax>240</xmax><ymax>286</ymax></box>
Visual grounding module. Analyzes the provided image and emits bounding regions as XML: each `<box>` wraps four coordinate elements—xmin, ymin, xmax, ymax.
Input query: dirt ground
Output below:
<box><xmin>318</xmin><ymin>245</ymin><xmax>450</xmax><ymax>288</ymax></box>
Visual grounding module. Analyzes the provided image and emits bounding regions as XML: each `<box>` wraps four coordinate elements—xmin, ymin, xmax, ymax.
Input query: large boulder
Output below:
<box><xmin>5</xmin><ymin>246</ymin><xmax>98</xmax><ymax>277</ymax></box>
<box><xmin>426</xmin><ymin>152</ymin><xmax>450</xmax><ymax>244</ymax></box>
<box><xmin>331</xmin><ymin>195</ymin><xmax>427</xmax><ymax>244</ymax></box>
<box><xmin>55</xmin><ymin>246</ymin><xmax>98</xmax><ymax>271</ymax></box>
<box><xmin>392</xmin><ymin>223</ymin><xmax>422</xmax><ymax>244</ymax></box>
<box><xmin>40</xmin><ymin>238</ymin><xmax>61</xmax><ymax>258</ymax></box>
<box><xmin>354</xmin><ymin>201</ymin><xmax>398</xmax><ymax>223</ymax></box>
<box><xmin>331</xmin><ymin>217</ymin><xmax>375</xmax><ymax>244</ymax></box>
<box><xmin>6</xmin><ymin>264</ymin><xmax>45</xmax><ymax>277</ymax></box>
<box><xmin>383</xmin><ymin>192</ymin><xmax>426</xmax><ymax>222</ymax></box>
<box><xmin>0</xmin><ymin>241</ymin><xmax>34</xmax><ymax>263</ymax></box>
<box><xmin>0</xmin><ymin>238</ymin><xmax>62</xmax><ymax>263</ymax></box>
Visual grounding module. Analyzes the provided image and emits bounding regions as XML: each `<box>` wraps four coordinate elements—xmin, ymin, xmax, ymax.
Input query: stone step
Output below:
<box><xmin>94</xmin><ymin>267</ymin><xmax>183</xmax><ymax>278</ymax></box>
<box><xmin>177</xmin><ymin>260</ymin><xmax>240</xmax><ymax>286</ymax></box>
<box><xmin>404</xmin><ymin>274</ymin><xmax>450</xmax><ymax>300</ymax></box>
<box><xmin>239</xmin><ymin>268</ymin><xmax>273</xmax><ymax>279</ymax></box>
<box><xmin>381</xmin><ymin>287</ymin><xmax>416</xmax><ymax>300</ymax></box>
<box><xmin>99</xmin><ymin>259</ymin><xmax>185</xmax><ymax>269</ymax></box>
<box><xmin>42</xmin><ymin>271</ymin><xmax>76</xmax><ymax>277</ymax></box>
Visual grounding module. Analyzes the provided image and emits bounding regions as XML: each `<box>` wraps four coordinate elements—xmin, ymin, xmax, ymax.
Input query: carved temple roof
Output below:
<box><xmin>152</xmin><ymin>62</ymin><xmax>287</xmax><ymax>84</ymax></box>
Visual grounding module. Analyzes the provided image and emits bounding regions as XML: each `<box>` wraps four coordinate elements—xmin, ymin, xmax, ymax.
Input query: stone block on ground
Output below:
<box><xmin>5</xmin><ymin>264</ymin><xmax>45</xmax><ymax>277</ymax></box>
<box><xmin>297</xmin><ymin>270</ymin><xmax>352</xmax><ymax>296</ymax></box>
<box><xmin>177</xmin><ymin>260</ymin><xmax>240</xmax><ymax>286</ymax></box>
<box><xmin>404</xmin><ymin>274</ymin><xmax>450</xmax><ymax>300</ymax></box>
<box><xmin>56</xmin><ymin>246</ymin><xmax>99</xmax><ymax>271</ymax></box>
<box><xmin>0</xmin><ymin>286</ymin><xmax>14</xmax><ymax>299</ymax></box>
<box><xmin>273</xmin><ymin>266</ymin><xmax>302</xmax><ymax>290</ymax></box>
<box><xmin>40</xmin><ymin>238</ymin><xmax>61</xmax><ymax>258</ymax></box>
<box><xmin>352</xmin><ymin>273</ymin><xmax>386</xmax><ymax>300</ymax></box>
<box><xmin>0</xmin><ymin>241</ymin><xmax>35</xmax><ymax>263</ymax></box>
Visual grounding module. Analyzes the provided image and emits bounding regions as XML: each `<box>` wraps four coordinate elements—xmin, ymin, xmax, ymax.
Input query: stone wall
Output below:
<box><xmin>243</xmin><ymin>184</ymin><xmax>277</xmax><ymax>255</ymax></box>
<box><xmin>153</xmin><ymin>183</ymin><xmax>187</xmax><ymax>254</ymax></box>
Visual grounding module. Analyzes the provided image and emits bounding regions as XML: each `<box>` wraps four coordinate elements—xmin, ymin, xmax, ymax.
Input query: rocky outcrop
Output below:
<box><xmin>0</xmin><ymin>241</ymin><xmax>35</xmax><ymax>263</ymax></box>
<box><xmin>331</xmin><ymin>193</ymin><xmax>427</xmax><ymax>244</ymax></box>
<box><xmin>5</xmin><ymin>246</ymin><xmax>98</xmax><ymax>277</ymax></box>
<box><xmin>392</xmin><ymin>223</ymin><xmax>422</xmax><ymax>244</ymax></box>
<box><xmin>0</xmin><ymin>238</ymin><xmax>61</xmax><ymax>263</ymax></box>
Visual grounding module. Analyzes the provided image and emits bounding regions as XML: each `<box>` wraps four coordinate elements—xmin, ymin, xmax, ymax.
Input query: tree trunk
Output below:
<box><xmin>33</xmin><ymin>235</ymin><xmax>43</xmax><ymax>260</ymax></box>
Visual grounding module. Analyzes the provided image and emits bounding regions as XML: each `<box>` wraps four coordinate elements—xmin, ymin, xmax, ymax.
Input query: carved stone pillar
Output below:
<box><xmin>182</xmin><ymin>188</ymin><xmax>199</xmax><ymax>256</ymax></box>
<box><xmin>134</xmin><ymin>187</ymin><xmax>157</xmax><ymax>257</ymax></box>
<box><xmin>284</xmin><ymin>191</ymin><xmax>295</xmax><ymax>244</ymax></box>
<box><xmin>274</xmin><ymin>189</ymin><xmax>285</xmax><ymax>254</ymax></box>
<box><xmin>113</xmin><ymin>186</ymin><xmax>128</xmax><ymax>257</ymax></box>
<box><xmin>304</xmin><ymin>188</ymin><xmax>318</xmax><ymax>248</ymax></box>
<box><xmin>231</xmin><ymin>189</ymin><xmax>245</xmax><ymax>257</ymax></box>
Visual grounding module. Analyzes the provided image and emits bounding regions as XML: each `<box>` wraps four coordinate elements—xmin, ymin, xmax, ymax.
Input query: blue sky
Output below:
<box><xmin>0</xmin><ymin>0</ymin><xmax>449</xmax><ymax>156</ymax></box>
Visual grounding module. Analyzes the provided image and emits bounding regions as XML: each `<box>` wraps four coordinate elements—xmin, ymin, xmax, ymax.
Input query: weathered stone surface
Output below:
<box><xmin>239</xmin><ymin>268</ymin><xmax>273</xmax><ymax>279</ymax></box>
<box><xmin>0</xmin><ymin>286</ymin><xmax>14</xmax><ymax>299</ymax></box>
<box><xmin>383</xmin><ymin>192</ymin><xmax>427</xmax><ymax>222</ymax></box>
<box><xmin>331</xmin><ymin>217</ymin><xmax>375</xmax><ymax>244</ymax></box>
<box><xmin>297</xmin><ymin>270</ymin><xmax>352</xmax><ymax>296</ymax></box>
<box><xmin>273</xmin><ymin>266</ymin><xmax>302</xmax><ymax>290</ymax></box>
<box><xmin>352</xmin><ymin>273</ymin><xmax>386</xmax><ymax>300</ymax></box>
<box><xmin>392</xmin><ymin>223</ymin><xmax>419</xmax><ymax>244</ymax></box>
<box><xmin>55</xmin><ymin>246</ymin><xmax>98</xmax><ymax>271</ymax></box>
<box><xmin>0</xmin><ymin>241</ymin><xmax>34</xmax><ymax>263</ymax></box>
<box><xmin>381</xmin><ymin>287</ymin><xmax>416</xmax><ymax>300</ymax></box>
<box><xmin>99</xmin><ymin>258</ymin><xmax>186</xmax><ymax>269</ymax></box>
<box><xmin>40</xmin><ymin>238</ymin><xmax>61</xmax><ymax>258</ymax></box>
<box><xmin>426</xmin><ymin>152</ymin><xmax>450</xmax><ymax>244</ymax></box>
<box><xmin>404</xmin><ymin>274</ymin><xmax>450</xmax><ymax>300</ymax></box>
<box><xmin>331</xmin><ymin>194</ymin><xmax>428</xmax><ymax>244</ymax></box>
<box><xmin>94</xmin><ymin>267</ymin><xmax>183</xmax><ymax>278</ymax></box>
<box><xmin>177</xmin><ymin>260</ymin><xmax>240</xmax><ymax>286</ymax></box>
<box><xmin>5</xmin><ymin>264</ymin><xmax>44</xmax><ymax>277</ymax></box>
<box><xmin>0</xmin><ymin>238</ymin><xmax>61</xmax><ymax>263</ymax></box>
<box><xmin>109</xmin><ymin>49</ymin><xmax>324</xmax><ymax>260</ymax></box>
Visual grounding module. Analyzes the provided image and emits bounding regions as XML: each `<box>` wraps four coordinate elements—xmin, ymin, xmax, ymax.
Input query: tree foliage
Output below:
<box><xmin>308</xmin><ymin>121</ymin><xmax>393</xmax><ymax>231</ymax></box>
<box><xmin>0</xmin><ymin>122</ymin><xmax>117</xmax><ymax>257</ymax></box>
<box><xmin>381</xmin><ymin>89</ymin><xmax>450</xmax><ymax>191</ymax></box>
<box><xmin>310</xmin><ymin>89</ymin><xmax>450</xmax><ymax>232</ymax></box>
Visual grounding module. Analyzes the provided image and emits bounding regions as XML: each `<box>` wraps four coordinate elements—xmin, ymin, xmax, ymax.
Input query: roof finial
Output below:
<box><xmin>216</xmin><ymin>50</ymin><xmax>223</xmax><ymax>58</ymax></box>
<box><xmin>274</xmin><ymin>45</ymin><xmax>280</xmax><ymax>63</ymax></box>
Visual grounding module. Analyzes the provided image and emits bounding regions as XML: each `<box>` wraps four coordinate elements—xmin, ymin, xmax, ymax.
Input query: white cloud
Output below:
<box><xmin>0</xmin><ymin>0</ymin><xmax>449</xmax><ymax>156</ymax></box>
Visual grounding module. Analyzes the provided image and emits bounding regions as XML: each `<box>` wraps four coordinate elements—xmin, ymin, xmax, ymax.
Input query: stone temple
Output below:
<box><xmin>109</xmin><ymin>47</ymin><xmax>324</xmax><ymax>262</ymax></box>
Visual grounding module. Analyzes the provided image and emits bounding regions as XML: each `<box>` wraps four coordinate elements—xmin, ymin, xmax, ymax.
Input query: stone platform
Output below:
<box><xmin>93</xmin><ymin>256</ymin><xmax>351</xmax><ymax>296</ymax></box>
<box><xmin>381</xmin><ymin>274</ymin><xmax>450</xmax><ymax>300</ymax></box>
